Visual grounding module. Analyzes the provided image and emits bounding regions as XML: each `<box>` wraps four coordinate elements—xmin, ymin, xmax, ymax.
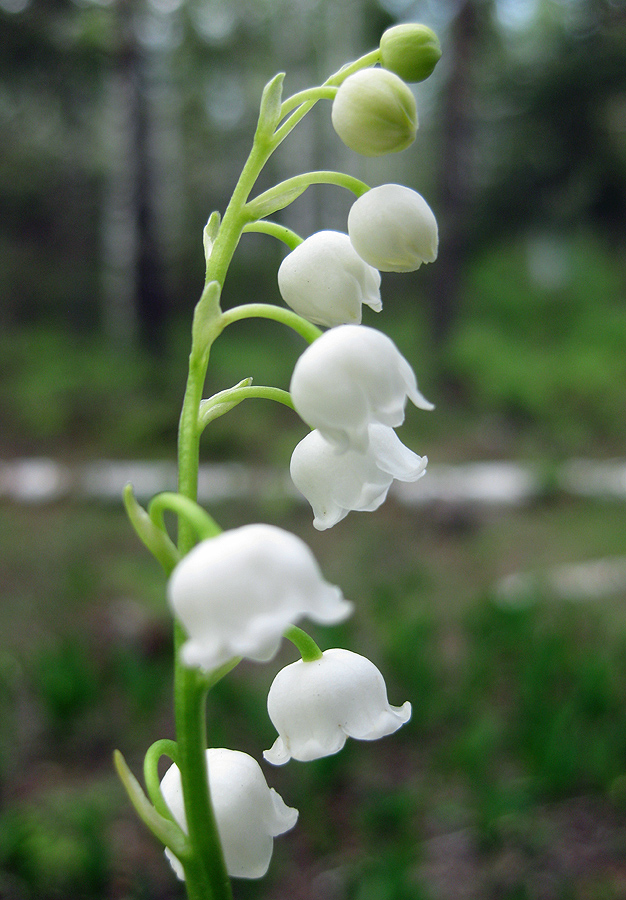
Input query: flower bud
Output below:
<box><xmin>290</xmin><ymin>324</ymin><xmax>433</xmax><ymax>453</ymax></box>
<box><xmin>167</xmin><ymin>524</ymin><xmax>352</xmax><ymax>672</ymax></box>
<box><xmin>161</xmin><ymin>748</ymin><xmax>298</xmax><ymax>879</ymax></box>
<box><xmin>380</xmin><ymin>24</ymin><xmax>442</xmax><ymax>83</ymax></box>
<box><xmin>331</xmin><ymin>68</ymin><xmax>417</xmax><ymax>157</ymax></box>
<box><xmin>290</xmin><ymin>424</ymin><xmax>427</xmax><ymax>530</ymax></box>
<box><xmin>278</xmin><ymin>231</ymin><xmax>381</xmax><ymax>327</ymax></box>
<box><xmin>348</xmin><ymin>183</ymin><xmax>438</xmax><ymax>273</ymax></box>
<box><xmin>264</xmin><ymin>649</ymin><xmax>411</xmax><ymax>764</ymax></box>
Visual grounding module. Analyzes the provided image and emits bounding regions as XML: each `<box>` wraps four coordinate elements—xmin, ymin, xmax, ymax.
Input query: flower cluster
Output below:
<box><xmin>275</xmin><ymin>42</ymin><xmax>439</xmax><ymax>530</ymax></box>
<box><xmin>164</xmin><ymin>523</ymin><xmax>412</xmax><ymax>881</ymax></box>
<box><xmin>279</xmin><ymin>164</ymin><xmax>437</xmax><ymax>530</ymax></box>
<box><xmin>278</xmin><ymin>187</ymin><xmax>437</xmax><ymax>324</ymax></box>
<box><xmin>117</xmin><ymin>21</ymin><xmax>442</xmax><ymax>896</ymax></box>
<box><xmin>289</xmin><ymin>324</ymin><xmax>431</xmax><ymax>528</ymax></box>
<box><xmin>159</xmin><ymin>515</ymin><xmax>413</xmax><ymax>884</ymax></box>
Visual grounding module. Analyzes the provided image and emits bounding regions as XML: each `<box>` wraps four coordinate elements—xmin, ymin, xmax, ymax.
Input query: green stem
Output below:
<box><xmin>211</xmin><ymin>384</ymin><xmax>294</xmax><ymax>409</ymax></box>
<box><xmin>323</xmin><ymin>49</ymin><xmax>383</xmax><ymax>91</ymax></box>
<box><xmin>176</xmin><ymin>665</ymin><xmax>233</xmax><ymax>900</ymax></box>
<box><xmin>199</xmin><ymin>386</ymin><xmax>294</xmax><ymax>431</ymax></box>
<box><xmin>273</xmin><ymin>48</ymin><xmax>381</xmax><ymax>149</ymax></box>
<box><xmin>242</xmin><ymin>220</ymin><xmax>303</xmax><ymax>249</ymax></box>
<box><xmin>284</xmin><ymin>625</ymin><xmax>323</xmax><ymax>662</ymax></box>
<box><xmin>173</xmin><ymin>113</ymin><xmax>275</xmax><ymax>900</ymax></box>
<box><xmin>220</xmin><ymin>303</ymin><xmax>322</xmax><ymax>344</ymax></box>
<box><xmin>279</xmin><ymin>85</ymin><xmax>338</xmax><ymax>118</ymax></box>
<box><xmin>144</xmin><ymin>739</ymin><xmax>179</xmax><ymax>819</ymax></box>
<box><xmin>149</xmin><ymin>492</ymin><xmax>222</xmax><ymax>544</ymax></box>
<box><xmin>250</xmin><ymin>171</ymin><xmax>370</xmax><ymax>216</ymax></box>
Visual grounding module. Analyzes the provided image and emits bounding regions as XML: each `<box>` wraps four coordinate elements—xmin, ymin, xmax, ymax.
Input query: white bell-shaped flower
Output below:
<box><xmin>277</xmin><ymin>230</ymin><xmax>382</xmax><ymax>327</ymax></box>
<box><xmin>167</xmin><ymin>524</ymin><xmax>352</xmax><ymax>672</ymax></box>
<box><xmin>348</xmin><ymin>184</ymin><xmax>438</xmax><ymax>272</ymax></box>
<box><xmin>161</xmin><ymin>748</ymin><xmax>298</xmax><ymax>880</ymax></box>
<box><xmin>290</xmin><ymin>423</ymin><xmax>427</xmax><ymax>530</ymax></box>
<box><xmin>289</xmin><ymin>324</ymin><xmax>433</xmax><ymax>452</ymax></box>
<box><xmin>264</xmin><ymin>649</ymin><xmax>412</xmax><ymax>764</ymax></box>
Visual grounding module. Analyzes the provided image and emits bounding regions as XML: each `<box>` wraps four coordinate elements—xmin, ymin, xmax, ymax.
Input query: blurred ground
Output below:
<box><xmin>2</xmin><ymin>463</ymin><xmax>626</xmax><ymax>898</ymax></box>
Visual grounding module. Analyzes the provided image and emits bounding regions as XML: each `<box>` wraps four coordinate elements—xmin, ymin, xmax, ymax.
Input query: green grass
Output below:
<box><xmin>444</xmin><ymin>232</ymin><xmax>626</xmax><ymax>454</ymax></box>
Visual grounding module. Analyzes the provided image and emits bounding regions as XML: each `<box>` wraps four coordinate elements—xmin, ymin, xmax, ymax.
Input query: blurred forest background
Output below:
<box><xmin>2</xmin><ymin>0</ymin><xmax>626</xmax><ymax>898</ymax></box>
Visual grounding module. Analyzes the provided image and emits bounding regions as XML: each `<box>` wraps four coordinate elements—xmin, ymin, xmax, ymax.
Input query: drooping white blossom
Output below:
<box><xmin>161</xmin><ymin>748</ymin><xmax>298</xmax><ymax>880</ymax></box>
<box><xmin>167</xmin><ymin>524</ymin><xmax>352</xmax><ymax>672</ymax></box>
<box><xmin>290</xmin><ymin>423</ymin><xmax>427</xmax><ymax>530</ymax></box>
<box><xmin>331</xmin><ymin>68</ymin><xmax>418</xmax><ymax>157</ymax></box>
<box><xmin>289</xmin><ymin>324</ymin><xmax>433</xmax><ymax>453</ymax></box>
<box><xmin>348</xmin><ymin>184</ymin><xmax>438</xmax><ymax>272</ymax></box>
<box><xmin>264</xmin><ymin>649</ymin><xmax>412</xmax><ymax>764</ymax></box>
<box><xmin>277</xmin><ymin>230</ymin><xmax>381</xmax><ymax>327</ymax></box>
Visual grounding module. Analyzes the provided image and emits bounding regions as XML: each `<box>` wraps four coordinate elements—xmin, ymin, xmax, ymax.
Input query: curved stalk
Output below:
<box><xmin>219</xmin><ymin>303</ymin><xmax>322</xmax><ymax>344</ymax></box>
<box><xmin>278</xmin><ymin>84</ymin><xmax>338</xmax><ymax>118</ymax></box>
<box><xmin>149</xmin><ymin>492</ymin><xmax>222</xmax><ymax>544</ymax></box>
<box><xmin>144</xmin><ymin>739</ymin><xmax>180</xmax><ymax>819</ymax></box>
<box><xmin>249</xmin><ymin>171</ymin><xmax>370</xmax><ymax>218</ymax></box>
<box><xmin>284</xmin><ymin>625</ymin><xmax>323</xmax><ymax>662</ymax></box>
<box><xmin>273</xmin><ymin>48</ymin><xmax>381</xmax><ymax>149</ymax></box>
<box><xmin>242</xmin><ymin>220</ymin><xmax>303</xmax><ymax>249</ymax></box>
<box><xmin>199</xmin><ymin>386</ymin><xmax>294</xmax><ymax>432</ymax></box>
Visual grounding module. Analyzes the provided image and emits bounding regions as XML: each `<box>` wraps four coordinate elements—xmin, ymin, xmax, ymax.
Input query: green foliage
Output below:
<box><xmin>461</xmin><ymin>597</ymin><xmax>626</xmax><ymax>802</ymax></box>
<box><xmin>110</xmin><ymin>646</ymin><xmax>172</xmax><ymax>718</ymax></box>
<box><xmin>371</xmin><ymin>577</ymin><xmax>443</xmax><ymax>734</ymax></box>
<box><xmin>31</xmin><ymin>639</ymin><xmax>100</xmax><ymax>734</ymax></box>
<box><xmin>446</xmin><ymin>233</ymin><xmax>626</xmax><ymax>446</ymax></box>
<box><xmin>0</xmin><ymin>326</ymin><xmax>180</xmax><ymax>455</ymax></box>
<box><xmin>0</xmin><ymin>321</ymin><xmax>308</xmax><ymax>462</ymax></box>
<box><xmin>0</xmin><ymin>789</ymin><xmax>111</xmax><ymax>899</ymax></box>
<box><xmin>347</xmin><ymin>852</ymin><xmax>430</xmax><ymax>900</ymax></box>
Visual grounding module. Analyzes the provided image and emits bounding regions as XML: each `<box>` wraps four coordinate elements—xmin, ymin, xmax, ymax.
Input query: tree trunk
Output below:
<box><xmin>431</xmin><ymin>0</ymin><xmax>481</xmax><ymax>345</ymax></box>
<box><xmin>101</xmin><ymin>0</ymin><xmax>168</xmax><ymax>351</ymax></box>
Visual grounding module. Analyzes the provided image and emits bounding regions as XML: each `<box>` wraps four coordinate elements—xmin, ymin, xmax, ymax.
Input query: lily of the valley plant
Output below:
<box><xmin>115</xmin><ymin>21</ymin><xmax>442</xmax><ymax>900</ymax></box>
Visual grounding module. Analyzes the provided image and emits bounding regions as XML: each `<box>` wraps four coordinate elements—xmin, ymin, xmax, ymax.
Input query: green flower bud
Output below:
<box><xmin>380</xmin><ymin>24</ymin><xmax>442</xmax><ymax>83</ymax></box>
<box><xmin>331</xmin><ymin>68</ymin><xmax>417</xmax><ymax>157</ymax></box>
